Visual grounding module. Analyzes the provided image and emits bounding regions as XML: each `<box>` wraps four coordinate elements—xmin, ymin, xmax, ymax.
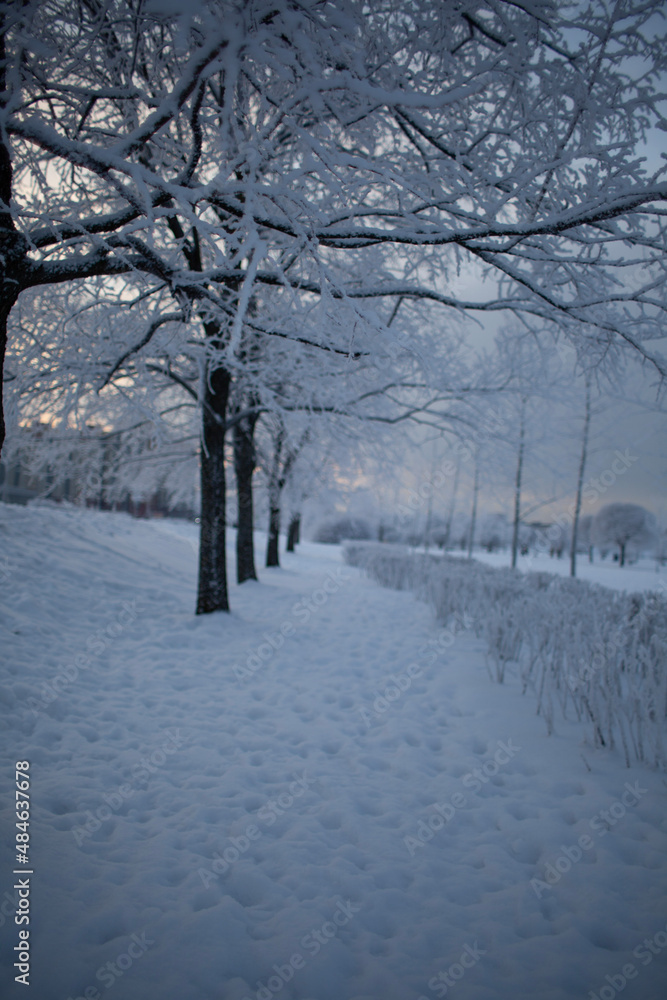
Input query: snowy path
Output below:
<box><xmin>1</xmin><ymin>504</ymin><xmax>666</xmax><ymax>1000</ymax></box>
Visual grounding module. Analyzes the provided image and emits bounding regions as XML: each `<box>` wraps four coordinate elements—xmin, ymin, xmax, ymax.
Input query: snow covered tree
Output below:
<box><xmin>578</xmin><ymin>514</ymin><xmax>595</xmax><ymax>563</ymax></box>
<box><xmin>257</xmin><ymin>416</ymin><xmax>303</xmax><ymax>568</ymax></box>
<box><xmin>5</xmin><ymin>282</ymin><xmax>200</xmax><ymax>509</ymax></box>
<box><xmin>6</xmin><ymin>0</ymin><xmax>667</xmax><ymax>620</ymax></box>
<box><xmin>593</xmin><ymin>503</ymin><xmax>657</xmax><ymax>566</ymax></box>
<box><xmin>224</xmin><ymin>0</ymin><xmax>667</xmax><ymax>376</ymax></box>
<box><xmin>0</xmin><ymin>0</ymin><xmax>237</xmax><ymax>454</ymax></box>
<box><xmin>480</xmin><ymin>513</ymin><xmax>510</xmax><ymax>553</ymax></box>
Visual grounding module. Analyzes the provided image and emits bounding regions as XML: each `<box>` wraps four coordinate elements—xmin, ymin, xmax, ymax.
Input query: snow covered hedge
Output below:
<box><xmin>344</xmin><ymin>542</ymin><xmax>667</xmax><ymax>768</ymax></box>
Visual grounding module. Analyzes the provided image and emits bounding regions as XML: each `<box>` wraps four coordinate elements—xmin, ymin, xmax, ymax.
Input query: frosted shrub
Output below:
<box><xmin>344</xmin><ymin>543</ymin><xmax>667</xmax><ymax>768</ymax></box>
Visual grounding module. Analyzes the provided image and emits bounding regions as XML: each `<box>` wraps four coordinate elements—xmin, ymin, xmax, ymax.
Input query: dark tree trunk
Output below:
<box><xmin>570</xmin><ymin>374</ymin><xmax>591</xmax><ymax>578</ymax></box>
<box><xmin>0</xmin><ymin>88</ymin><xmax>24</xmax><ymax>457</ymax></box>
<box><xmin>286</xmin><ymin>514</ymin><xmax>301</xmax><ymax>552</ymax></box>
<box><xmin>233</xmin><ymin>409</ymin><xmax>258</xmax><ymax>583</ymax></box>
<box><xmin>467</xmin><ymin>459</ymin><xmax>479</xmax><ymax>560</ymax></box>
<box><xmin>0</xmin><ymin>297</ymin><xmax>14</xmax><ymax>457</ymax></box>
<box><xmin>511</xmin><ymin>398</ymin><xmax>526</xmax><ymax>570</ymax></box>
<box><xmin>196</xmin><ymin>363</ymin><xmax>231</xmax><ymax>614</ymax></box>
<box><xmin>266</xmin><ymin>506</ymin><xmax>281</xmax><ymax>567</ymax></box>
<box><xmin>619</xmin><ymin>542</ymin><xmax>626</xmax><ymax>567</ymax></box>
<box><xmin>0</xmin><ymin>22</ymin><xmax>11</xmax><ymax>457</ymax></box>
<box><xmin>264</xmin><ymin>425</ymin><xmax>305</xmax><ymax>568</ymax></box>
<box><xmin>265</xmin><ymin>425</ymin><xmax>285</xmax><ymax>568</ymax></box>
<box><xmin>443</xmin><ymin>457</ymin><xmax>460</xmax><ymax>550</ymax></box>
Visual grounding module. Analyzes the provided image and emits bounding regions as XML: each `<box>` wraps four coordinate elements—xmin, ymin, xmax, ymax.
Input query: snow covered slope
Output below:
<box><xmin>1</xmin><ymin>502</ymin><xmax>666</xmax><ymax>1000</ymax></box>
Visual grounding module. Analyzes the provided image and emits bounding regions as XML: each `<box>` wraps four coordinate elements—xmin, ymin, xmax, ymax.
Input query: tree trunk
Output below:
<box><xmin>266</xmin><ymin>506</ymin><xmax>281</xmax><ymax>566</ymax></box>
<box><xmin>265</xmin><ymin>426</ymin><xmax>285</xmax><ymax>568</ymax></box>
<box><xmin>0</xmin><ymin>99</ymin><xmax>23</xmax><ymax>458</ymax></box>
<box><xmin>233</xmin><ymin>410</ymin><xmax>258</xmax><ymax>584</ymax></box>
<box><xmin>0</xmin><ymin>298</ymin><xmax>14</xmax><ymax>457</ymax></box>
<box><xmin>422</xmin><ymin>449</ymin><xmax>436</xmax><ymax>554</ymax></box>
<box><xmin>443</xmin><ymin>457</ymin><xmax>460</xmax><ymax>550</ymax></box>
<box><xmin>196</xmin><ymin>363</ymin><xmax>231</xmax><ymax>614</ymax></box>
<box><xmin>286</xmin><ymin>514</ymin><xmax>301</xmax><ymax>552</ymax></box>
<box><xmin>570</xmin><ymin>375</ymin><xmax>591</xmax><ymax>578</ymax></box>
<box><xmin>265</xmin><ymin>425</ymin><xmax>307</xmax><ymax>567</ymax></box>
<box><xmin>619</xmin><ymin>542</ymin><xmax>625</xmax><ymax>567</ymax></box>
<box><xmin>511</xmin><ymin>398</ymin><xmax>526</xmax><ymax>570</ymax></box>
<box><xmin>467</xmin><ymin>459</ymin><xmax>479</xmax><ymax>560</ymax></box>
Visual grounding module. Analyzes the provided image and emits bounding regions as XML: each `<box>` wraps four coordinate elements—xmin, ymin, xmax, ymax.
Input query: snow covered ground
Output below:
<box><xmin>448</xmin><ymin>548</ymin><xmax>666</xmax><ymax>596</ymax></box>
<box><xmin>1</xmin><ymin>502</ymin><xmax>666</xmax><ymax>1000</ymax></box>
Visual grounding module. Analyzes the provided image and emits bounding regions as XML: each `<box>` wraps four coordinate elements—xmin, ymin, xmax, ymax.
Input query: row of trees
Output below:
<box><xmin>2</xmin><ymin>0</ymin><xmax>666</xmax><ymax>612</ymax></box>
<box><xmin>390</xmin><ymin>505</ymin><xmax>659</xmax><ymax>567</ymax></box>
<box><xmin>337</xmin><ymin>328</ymin><xmax>663</xmax><ymax>576</ymax></box>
